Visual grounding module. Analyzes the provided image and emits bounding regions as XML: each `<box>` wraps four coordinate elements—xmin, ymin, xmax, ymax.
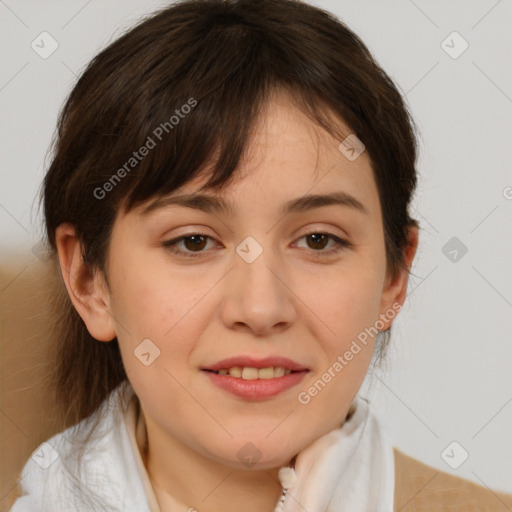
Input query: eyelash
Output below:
<box><xmin>162</xmin><ymin>231</ymin><xmax>352</xmax><ymax>259</ymax></box>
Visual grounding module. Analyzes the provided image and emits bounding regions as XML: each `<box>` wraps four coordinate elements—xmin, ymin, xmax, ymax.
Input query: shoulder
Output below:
<box><xmin>393</xmin><ymin>447</ymin><xmax>512</xmax><ymax>511</ymax></box>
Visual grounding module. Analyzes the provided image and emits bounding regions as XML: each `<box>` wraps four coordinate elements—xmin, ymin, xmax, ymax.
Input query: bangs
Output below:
<box><xmin>119</xmin><ymin>83</ymin><xmax>348</xmax><ymax>214</ymax></box>
<box><xmin>63</xmin><ymin>2</ymin><xmax>359</xmax><ymax>217</ymax></box>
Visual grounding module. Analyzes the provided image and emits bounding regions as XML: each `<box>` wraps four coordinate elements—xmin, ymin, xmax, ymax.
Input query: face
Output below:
<box><xmin>86</xmin><ymin>92</ymin><xmax>407</xmax><ymax>470</ymax></box>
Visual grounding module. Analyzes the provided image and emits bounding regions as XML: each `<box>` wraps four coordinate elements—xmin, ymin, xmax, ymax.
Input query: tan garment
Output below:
<box><xmin>393</xmin><ymin>448</ymin><xmax>512</xmax><ymax>511</ymax></box>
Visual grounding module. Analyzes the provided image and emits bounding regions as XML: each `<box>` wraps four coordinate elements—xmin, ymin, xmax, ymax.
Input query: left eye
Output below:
<box><xmin>162</xmin><ymin>232</ymin><xmax>351</xmax><ymax>258</ymax></box>
<box><xmin>295</xmin><ymin>232</ymin><xmax>350</xmax><ymax>254</ymax></box>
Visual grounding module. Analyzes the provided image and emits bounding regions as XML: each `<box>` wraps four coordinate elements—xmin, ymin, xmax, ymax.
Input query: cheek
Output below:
<box><xmin>109</xmin><ymin>268</ymin><xmax>203</xmax><ymax>418</ymax></box>
<box><xmin>109</xmin><ymin>258</ymin><xmax>217</xmax><ymax>375</ymax></box>
<box><xmin>301</xmin><ymin>260</ymin><xmax>384</xmax><ymax>344</ymax></box>
<box><xmin>109</xmin><ymin>249</ymin><xmax>184</xmax><ymax>335</ymax></box>
<box><xmin>297</xmin><ymin>271</ymin><xmax>381</xmax><ymax>415</ymax></box>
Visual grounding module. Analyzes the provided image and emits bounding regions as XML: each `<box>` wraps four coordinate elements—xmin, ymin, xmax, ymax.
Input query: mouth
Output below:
<box><xmin>200</xmin><ymin>356</ymin><xmax>309</xmax><ymax>400</ymax></box>
<box><xmin>201</xmin><ymin>355</ymin><xmax>308</xmax><ymax>377</ymax></box>
<box><xmin>202</xmin><ymin>366</ymin><xmax>299</xmax><ymax>379</ymax></box>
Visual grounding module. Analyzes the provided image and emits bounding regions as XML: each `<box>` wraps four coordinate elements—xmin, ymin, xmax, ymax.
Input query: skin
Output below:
<box><xmin>56</xmin><ymin>90</ymin><xmax>418</xmax><ymax>512</ymax></box>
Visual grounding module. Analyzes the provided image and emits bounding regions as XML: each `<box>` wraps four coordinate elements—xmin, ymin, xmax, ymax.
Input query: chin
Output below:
<box><xmin>200</xmin><ymin>433</ymin><xmax>306</xmax><ymax>471</ymax></box>
<box><xmin>215</xmin><ymin>449</ymin><xmax>297</xmax><ymax>471</ymax></box>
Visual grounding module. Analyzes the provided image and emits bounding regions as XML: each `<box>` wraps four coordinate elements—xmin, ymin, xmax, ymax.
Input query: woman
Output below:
<box><xmin>8</xmin><ymin>0</ymin><xmax>512</xmax><ymax>510</ymax></box>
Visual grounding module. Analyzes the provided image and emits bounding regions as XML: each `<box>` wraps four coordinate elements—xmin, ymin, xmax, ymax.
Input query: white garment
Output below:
<box><xmin>9</xmin><ymin>381</ymin><xmax>395</xmax><ymax>512</ymax></box>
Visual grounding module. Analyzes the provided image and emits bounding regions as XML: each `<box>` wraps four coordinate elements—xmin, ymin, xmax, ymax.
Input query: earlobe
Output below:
<box><xmin>55</xmin><ymin>223</ymin><xmax>117</xmax><ymax>342</ymax></box>
<box><xmin>378</xmin><ymin>225</ymin><xmax>419</xmax><ymax>331</ymax></box>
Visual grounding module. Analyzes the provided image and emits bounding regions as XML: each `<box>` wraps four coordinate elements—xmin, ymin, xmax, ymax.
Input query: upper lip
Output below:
<box><xmin>202</xmin><ymin>356</ymin><xmax>308</xmax><ymax>372</ymax></box>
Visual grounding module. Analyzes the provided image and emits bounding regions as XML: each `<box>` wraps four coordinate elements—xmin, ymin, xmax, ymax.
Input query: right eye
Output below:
<box><xmin>162</xmin><ymin>234</ymin><xmax>220</xmax><ymax>258</ymax></box>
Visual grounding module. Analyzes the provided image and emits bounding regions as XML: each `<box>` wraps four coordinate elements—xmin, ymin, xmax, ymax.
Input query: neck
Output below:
<box><xmin>141</xmin><ymin>414</ymin><xmax>287</xmax><ymax>512</ymax></box>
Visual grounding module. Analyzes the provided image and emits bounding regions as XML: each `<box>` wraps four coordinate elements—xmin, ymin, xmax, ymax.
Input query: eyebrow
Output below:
<box><xmin>141</xmin><ymin>191</ymin><xmax>369</xmax><ymax>217</ymax></box>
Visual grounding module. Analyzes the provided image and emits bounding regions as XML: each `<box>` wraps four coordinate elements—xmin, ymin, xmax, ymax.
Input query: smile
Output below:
<box><xmin>200</xmin><ymin>355</ymin><xmax>309</xmax><ymax>400</ymax></box>
<box><xmin>204</xmin><ymin>366</ymin><xmax>295</xmax><ymax>379</ymax></box>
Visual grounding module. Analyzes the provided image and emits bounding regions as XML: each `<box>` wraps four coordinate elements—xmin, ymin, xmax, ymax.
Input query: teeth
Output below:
<box><xmin>229</xmin><ymin>366</ymin><xmax>243</xmax><ymax>378</ymax></box>
<box><xmin>216</xmin><ymin>366</ymin><xmax>294</xmax><ymax>379</ymax></box>
<box><xmin>274</xmin><ymin>366</ymin><xmax>285</xmax><ymax>377</ymax></box>
<box><xmin>242</xmin><ymin>367</ymin><xmax>259</xmax><ymax>380</ymax></box>
<box><xmin>257</xmin><ymin>367</ymin><xmax>275</xmax><ymax>380</ymax></box>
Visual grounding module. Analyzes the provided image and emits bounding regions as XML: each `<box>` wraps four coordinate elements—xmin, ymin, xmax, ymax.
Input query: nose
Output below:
<box><xmin>219</xmin><ymin>246</ymin><xmax>297</xmax><ymax>337</ymax></box>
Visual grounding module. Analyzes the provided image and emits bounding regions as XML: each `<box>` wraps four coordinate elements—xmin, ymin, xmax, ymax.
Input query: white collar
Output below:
<box><xmin>279</xmin><ymin>395</ymin><xmax>395</xmax><ymax>511</ymax></box>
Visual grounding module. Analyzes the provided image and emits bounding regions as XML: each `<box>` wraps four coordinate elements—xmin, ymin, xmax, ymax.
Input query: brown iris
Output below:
<box><xmin>305</xmin><ymin>233</ymin><xmax>329</xmax><ymax>250</ymax></box>
<box><xmin>183</xmin><ymin>235</ymin><xmax>208</xmax><ymax>252</ymax></box>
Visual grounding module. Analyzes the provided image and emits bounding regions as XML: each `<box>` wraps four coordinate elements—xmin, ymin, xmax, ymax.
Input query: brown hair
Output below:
<box><xmin>38</xmin><ymin>0</ymin><xmax>419</xmax><ymax>432</ymax></box>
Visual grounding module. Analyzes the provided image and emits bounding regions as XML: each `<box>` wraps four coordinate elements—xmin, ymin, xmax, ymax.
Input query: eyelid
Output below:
<box><xmin>300</xmin><ymin>225</ymin><xmax>349</xmax><ymax>240</ymax></box>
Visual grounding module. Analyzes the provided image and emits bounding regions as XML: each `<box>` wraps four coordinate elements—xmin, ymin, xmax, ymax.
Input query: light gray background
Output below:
<box><xmin>1</xmin><ymin>0</ymin><xmax>511</xmax><ymax>495</ymax></box>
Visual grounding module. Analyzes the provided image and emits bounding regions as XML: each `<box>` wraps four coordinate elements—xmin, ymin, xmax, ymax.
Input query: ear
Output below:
<box><xmin>55</xmin><ymin>223</ymin><xmax>116</xmax><ymax>342</ymax></box>
<box><xmin>378</xmin><ymin>225</ymin><xmax>419</xmax><ymax>330</ymax></box>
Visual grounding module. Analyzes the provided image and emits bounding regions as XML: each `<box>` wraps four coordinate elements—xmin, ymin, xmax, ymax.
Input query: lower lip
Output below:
<box><xmin>202</xmin><ymin>370</ymin><xmax>309</xmax><ymax>400</ymax></box>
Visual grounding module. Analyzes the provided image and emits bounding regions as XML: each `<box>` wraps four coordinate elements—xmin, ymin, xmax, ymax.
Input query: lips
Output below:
<box><xmin>201</xmin><ymin>356</ymin><xmax>309</xmax><ymax>399</ymax></box>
